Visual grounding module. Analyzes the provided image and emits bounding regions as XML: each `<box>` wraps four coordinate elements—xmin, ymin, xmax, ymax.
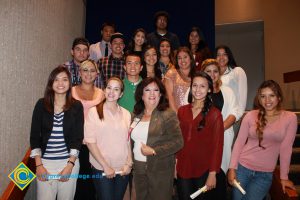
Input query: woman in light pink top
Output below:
<box><xmin>84</xmin><ymin>77</ymin><xmax>132</xmax><ymax>200</ymax></box>
<box><xmin>228</xmin><ymin>80</ymin><xmax>297</xmax><ymax>200</ymax></box>
<box><xmin>71</xmin><ymin>59</ymin><xmax>105</xmax><ymax>117</ymax></box>
<box><xmin>71</xmin><ymin>59</ymin><xmax>105</xmax><ymax>199</ymax></box>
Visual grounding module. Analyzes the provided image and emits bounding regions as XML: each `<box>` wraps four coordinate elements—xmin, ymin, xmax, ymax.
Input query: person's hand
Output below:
<box><xmin>58</xmin><ymin>163</ymin><xmax>73</xmax><ymax>182</ymax></box>
<box><xmin>205</xmin><ymin>172</ymin><xmax>216</xmax><ymax>190</ymax></box>
<box><xmin>121</xmin><ymin>164</ymin><xmax>131</xmax><ymax>176</ymax></box>
<box><xmin>281</xmin><ymin>179</ymin><xmax>296</xmax><ymax>193</ymax></box>
<box><xmin>36</xmin><ymin>165</ymin><xmax>49</xmax><ymax>181</ymax></box>
<box><xmin>103</xmin><ymin>166</ymin><xmax>115</xmax><ymax>179</ymax></box>
<box><xmin>141</xmin><ymin>143</ymin><xmax>155</xmax><ymax>156</ymax></box>
<box><xmin>227</xmin><ymin>168</ymin><xmax>237</xmax><ymax>186</ymax></box>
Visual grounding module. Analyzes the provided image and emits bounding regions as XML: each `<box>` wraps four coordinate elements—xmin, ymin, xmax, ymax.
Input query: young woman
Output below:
<box><xmin>215</xmin><ymin>45</ymin><xmax>247</xmax><ymax>120</ymax></box>
<box><xmin>126</xmin><ymin>28</ymin><xmax>147</xmax><ymax>58</ymax></box>
<box><xmin>176</xmin><ymin>72</ymin><xmax>224</xmax><ymax>200</ymax></box>
<box><xmin>164</xmin><ymin>47</ymin><xmax>195</xmax><ymax>112</ymax></box>
<box><xmin>228</xmin><ymin>80</ymin><xmax>297</xmax><ymax>200</ymax></box>
<box><xmin>84</xmin><ymin>77</ymin><xmax>132</xmax><ymax>200</ymax></box>
<box><xmin>131</xmin><ymin>77</ymin><xmax>183</xmax><ymax>200</ymax></box>
<box><xmin>72</xmin><ymin>59</ymin><xmax>105</xmax><ymax>200</ymax></box>
<box><xmin>140</xmin><ymin>45</ymin><xmax>162</xmax><ymax>79</ymax></box>
<box><xmin>159</xmin><ymin>38</ymin><xmax>175</xmax><ymax>76</ymax></box>
<box><xmin>30</xmin><ymin>66</ymin><xmax>84</xmax><ymax>200</ymax></box>
<box><xmin>201</xmin><ymin>59</ymin><xmax>239</xmax><ymax>199</ymax></box>
<box><xmin>187</xmin><ymin>26</ymin><xmax>212</xmax><ymax>71</ymax></box>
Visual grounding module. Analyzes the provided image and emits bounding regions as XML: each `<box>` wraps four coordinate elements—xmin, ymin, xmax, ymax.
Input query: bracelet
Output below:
<box><xmin>67</xmin><ymin>160</ymin><xmax>75</xmax><ymax>166</ymax></box>
<box><xmin>36</xmin><ymin>164</ymin><xmax>43</xmax><ymax>168</ymax></box>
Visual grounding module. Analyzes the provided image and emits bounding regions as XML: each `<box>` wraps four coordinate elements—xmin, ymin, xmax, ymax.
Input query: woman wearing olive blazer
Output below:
<box><xmin>130</xmin><ymin>77</ymin><xmax>183</xmax><ymax>200</ymax></box>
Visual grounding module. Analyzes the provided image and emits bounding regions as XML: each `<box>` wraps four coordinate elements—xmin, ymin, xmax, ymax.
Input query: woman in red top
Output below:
<box><xmin>176</xmin><ymin>71</ymin><xmax>224</xmax><ymax>200</ymax></box>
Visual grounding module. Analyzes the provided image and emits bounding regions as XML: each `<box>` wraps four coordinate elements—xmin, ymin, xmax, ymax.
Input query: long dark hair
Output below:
<box><xmin>96</xmin><ymin>77</ymin><xmax>124</xmax><ymax>120</ymax></box>
<box><xmin>175</xmin><ymin>47</ymin><xmax>196</xmax><ymax>78</ymax></box>
<box><xmin>133</xmin><ymin>77</ymin><xmax>169</xmax><ymax>115</ymax></box>
<box><xmin>126</xmin><ymin>28</ymin><xmax>147</xmax><ymax>53</ymax></box>
<box><xmin>187</xmin><ymin>26</ymin><xmax>206</xmax><ymax>51</ymax></box>
<box><xmin>188</xmin><ymin>71</ymin><xmax>214</xmax><ymax>130</ymax></box>
<box><xmin>141</xmin><ymin>45</ymin><xmax>162</xmax><ymax>79</ymax></box>
<box><xmin>159</xmin><ymin>37</ymin><xmax>175</xmax><ymax>64</ymax></box>
<box><xmin>44</xmin><ymin>65</ymin><xmax>74</xmax><ymax>113</ymax></box>
<box><xmin>215</xmin><ymin>45</ymin><xmax>237</xmax><ymax>68</ymax></box>
<box><xmin>254</xmin><ymin>80</ymin><xmax>283</xmax><ymax>148</ymax></box>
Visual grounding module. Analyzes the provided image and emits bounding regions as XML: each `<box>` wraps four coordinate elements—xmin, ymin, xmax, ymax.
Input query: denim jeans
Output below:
<box><xmin>232</xmin><ymin>163</ymin><xmax>273</xmax><ymax>200</ymax></box>
<box><xmin>92</xmin><ymin>167</ymin><xmax>129</xmax><ymax>200</ymax></box>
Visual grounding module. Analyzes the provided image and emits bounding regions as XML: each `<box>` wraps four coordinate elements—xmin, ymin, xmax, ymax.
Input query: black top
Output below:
<box><xmin>30</xmin><ymin>98</ymin><xmax>84</xmax><ymax>155</ymax></box>
<box><xmin>211</xmin><ymin>90</ymin><xmax>224</xmax><ymax>112</ymax></box>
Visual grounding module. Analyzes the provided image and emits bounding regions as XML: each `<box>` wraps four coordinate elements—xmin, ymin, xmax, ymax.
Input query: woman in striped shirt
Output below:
<box><xmin>30</xmin><ymin>66</ymin><xmax>84</xmax><ymax>200</ymax></box>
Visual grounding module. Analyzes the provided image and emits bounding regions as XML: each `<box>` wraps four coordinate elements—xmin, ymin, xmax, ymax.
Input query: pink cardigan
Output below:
<box><xmin>229</xmin><ymin>110</ymin><xmax>297</xmax><ymax>179</ymax></box>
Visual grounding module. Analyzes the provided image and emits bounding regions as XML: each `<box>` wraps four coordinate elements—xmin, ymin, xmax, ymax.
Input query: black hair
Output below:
<box><xmin>188</xmin><ymin>71</ymin><xmax>214</xmax><ymax>130</ymax></box>
<box><xmin>215</xmin><ymin>45</ymin><xmax>237</xmax><ymax>68</ymax></box>
<box><xmin>72</xmin><ymin>37</ymin><xmax>90</xmax><ymax>50</ymax></box>
<box><xmin>133</xmin><ymin>77</ymin><xmax>169</xmax><ymax>115</ymax></box>
<box><xmin>141</xmin><ymin>45</ymin><xmax>162</xmax><ymax>79</ymax></box>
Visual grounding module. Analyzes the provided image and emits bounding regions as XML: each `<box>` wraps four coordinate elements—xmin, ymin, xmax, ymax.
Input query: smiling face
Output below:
<box><xmin>52</xmin><ymin>72</ymin><xmax>70</xmax><ymax>95</ymax></box>
<box><xmin>216</xmin><ymin>48</ymin><xmax>229</xmax><ymax>68</ymax></box>
<box><xmin>105</xmin><ymin>79</ymin><xmax>123</xmax><ymax>102</ymax></box>
<box><xmin>144</xmin><ymin>48</ymin><xmax>158</xmax><ymax>66</ymax></box>
<box><xmin>134</xmin><ymin>31</ymin><xmax>146</xmax><ymax>47</ymax></box>
<box><xmin>124</xmin><ymin>55</ymin><xmax>142</xmax><ymax>77</ymax></box>
<box><xmin>159</xmin><ymin>41</ymin><xmax>171</xmax><ymax>57</ymax></box>
<box><xmin>79</xmin><ymin>62</ymin><xmax>98</xmax><ymax>84</ymax></box>
<box><xmin>177</xmin><ymin>51</ymin><xmax>191</xmax><ymax>70</ymax></box>
<box><xmin>258</xmin><ymin>87</ymin><xmax>280</xmax><ymax>112</ymax></box>
<box><xmin>142</xmin><ymin>81</ymin><xmax>161</xmax><ymax>108</ymax></box>
<box><xmin>111</xmin><ymin>38</ymin><xmax>125</xmax><ymax>56</ymax></box>
<box><xmin>203</xmin><ymin>64</ymin><xmax>220</xmax><ymax>85</ymax></box>
<box><xmin>189</xmin><ymin>31</ymin><xmax>200</xmax><ymax>46</ymax></box>
<box><xmin>191</xmin><ymin>76</ymin><xmax>210</xmax><ymax>101</ymax></box>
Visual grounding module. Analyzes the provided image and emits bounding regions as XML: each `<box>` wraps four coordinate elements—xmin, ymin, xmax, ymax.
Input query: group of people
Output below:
<box><xmin>29</xmin><ymin>10</ymin><xmax>297</xmax><ymax>200</ymax></box>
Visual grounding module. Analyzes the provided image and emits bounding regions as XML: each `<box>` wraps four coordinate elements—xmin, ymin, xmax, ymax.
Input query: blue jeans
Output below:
<box><xmin>92</xmin><ymin>167</ymin><xmax>129</xmax><ymax>200</ymax></box>
<box><xmin>232</xmin><ymin>163</ymin><xmax>273</xmax><ymax>200</ymax></box>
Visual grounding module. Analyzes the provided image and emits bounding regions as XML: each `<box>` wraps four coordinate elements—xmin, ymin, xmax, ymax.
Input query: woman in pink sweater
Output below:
<box><xmin>228</xmin><ymin>80</ymin><xmax>297</xmax><ymax>200</ymax></box>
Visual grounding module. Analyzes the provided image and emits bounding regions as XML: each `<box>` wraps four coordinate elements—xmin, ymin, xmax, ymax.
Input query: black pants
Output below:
<box><xmin>74</xmin><ymin>144</ymin><xmax>96</xmax><ymax>200</ymax></box>
<box><xmin>177</xmin><ymin>170</ymin><xmax>227</xmax><ymax>200</ymax></box>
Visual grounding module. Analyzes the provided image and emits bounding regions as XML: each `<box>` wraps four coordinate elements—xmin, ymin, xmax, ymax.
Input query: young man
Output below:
<box><xmin>64</xmin><ymin>37</ymin><xmax>89</xmax><ymax>85</ymax></box>
<box><xmin>118</xmin><ymin>53</ymin><xmax>143</xmax><ymax>113</ymax></box>
<box><xmin>96</xmin><ymin>32</ymin><xmax>126</xmax><ymax>89</ymax></box>
<box><xmin>147</xmin><ymin>10</ymin><xmax>180</xmax><ymax>50</ymax></box>
<box><xmin>89</xmin><ymin>22</ymin><xmax>115</xmax><ymax>62</ymax></box>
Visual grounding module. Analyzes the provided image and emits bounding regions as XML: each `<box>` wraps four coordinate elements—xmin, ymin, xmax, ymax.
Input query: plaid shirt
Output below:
<box><xmin>96</xmin><ymin>55</ymin><xmax>125</xmax><ymax>89</ymax></box>
<box><xmin>64</xmin><ymin>60</ymin><xmax>81</xmax><ymax>86</ymax></box>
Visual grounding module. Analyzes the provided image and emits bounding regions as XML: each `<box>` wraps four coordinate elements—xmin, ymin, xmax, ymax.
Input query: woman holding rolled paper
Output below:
<box><xmin>176</xmin><ymin>72</ymin><xmax>224</xmax><ymax>200</ymax></box>
<box><xmin>131</xmin><ymin>77</ymin><xmax>183</xmax><ymax>200</ymax></box>
<box><xmin>84</xmin><ymin>77</ymin><xmax>132</xmax><ymax>200</ymax></box>
<box><xmin>228</xmin><ymin>80</ymin><xmax>297</xmax><ymax>200</ymax></box>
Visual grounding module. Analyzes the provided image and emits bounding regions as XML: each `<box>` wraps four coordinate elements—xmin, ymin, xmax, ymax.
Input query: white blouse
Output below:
<box><xmin>221</xmin><ymin>66</ymin><xmax>247</xmax><ymax>119</ymax></box>
<box><xmin>131</xmin><ymin>121</ymin><xmax>150</xmax><ymax>162</ymax></box>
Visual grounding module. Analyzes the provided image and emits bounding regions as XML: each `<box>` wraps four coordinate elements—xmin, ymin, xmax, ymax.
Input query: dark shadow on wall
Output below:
<box><xmin>85</xmin><ymin>0</ymin><xmax>215</xmax><ymax>50</ymax></box>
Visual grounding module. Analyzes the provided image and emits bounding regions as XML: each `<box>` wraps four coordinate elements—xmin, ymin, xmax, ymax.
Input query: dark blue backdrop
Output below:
<box><xmin>85</xmin><ymin>0</ymin><xmax>215</xmax><ymax>50</ymax></box>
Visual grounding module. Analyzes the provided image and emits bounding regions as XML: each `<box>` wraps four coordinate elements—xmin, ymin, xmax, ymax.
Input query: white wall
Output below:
<box><xmin>0</xmin><ymin>0</ymin><xmax>86</xmax><ymax>195</ymax></box>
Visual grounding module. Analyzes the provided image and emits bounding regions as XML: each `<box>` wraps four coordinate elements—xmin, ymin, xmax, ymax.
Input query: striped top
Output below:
<box><xmin>42</xmin><ymin>112</ymin><xmax>69</xmax><ymax>160</ymax></box>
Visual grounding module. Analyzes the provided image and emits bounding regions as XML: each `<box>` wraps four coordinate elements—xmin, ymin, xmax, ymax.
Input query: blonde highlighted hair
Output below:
<box><xmin>200</xmin><ymin>58</ymin><xmax>222</xmax><ymax>90</ymax></box>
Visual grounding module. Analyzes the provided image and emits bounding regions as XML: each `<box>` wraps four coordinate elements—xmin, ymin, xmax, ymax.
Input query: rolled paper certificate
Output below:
<box><xmin>102</xmin><ymin>171</ymin><xmax>123</xmax><ymax>176</ymax></box>
<box><xmin>233</xmin><ymin>179</ymin><xmax>246</xmax><ymax>195</ymax></box>
<box><xmin>190</xmin><ymin>185</ymin><xmax>207</xmax><ymax>199</ymax></box>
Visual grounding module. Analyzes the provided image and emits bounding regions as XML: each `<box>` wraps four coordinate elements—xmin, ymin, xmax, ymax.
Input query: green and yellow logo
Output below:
<box><xmin>8</xmin><ymin>162</ymin><xmax>36</xmax><ymax>190</ymax></box>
